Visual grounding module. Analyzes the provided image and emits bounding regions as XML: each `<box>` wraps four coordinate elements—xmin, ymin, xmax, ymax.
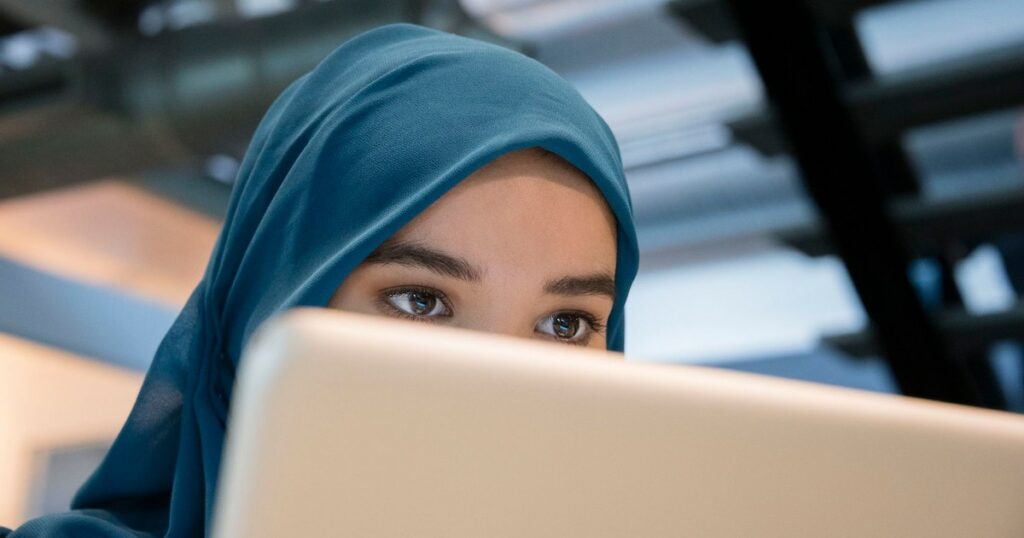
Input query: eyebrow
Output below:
<box><xmin>363</xmin><ymin>239</ymin><xmax>482</xmax><ymax>281</ymax></box>
<box><xmin>544</xmin><ymin>274</ymin><xmax>616</xmax><ymax>300</ymax></box>
<box><xmin>363</xmin><ymin>238</ymin><xmax>615</xmax><ymax>299</ymax></box>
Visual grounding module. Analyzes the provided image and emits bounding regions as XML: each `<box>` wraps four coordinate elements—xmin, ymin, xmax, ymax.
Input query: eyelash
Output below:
<box><xmin>375</xmin><ymin>285</ymin><xmax>606</xmax><ymax>345</ymax></box>
<box><xmin>566</xmin><ymin>311</ymin><xmax>605</xmax><ymax>334</ymax></box>
<box><xmin>377</xmin><ymin>285</ymin><xmax>454</xmax><ymax>321</ymax></box>
<box><xmin>546</xmin><ymin>310</ymin><xmax>606</xmax><ymax>346</ymax></box>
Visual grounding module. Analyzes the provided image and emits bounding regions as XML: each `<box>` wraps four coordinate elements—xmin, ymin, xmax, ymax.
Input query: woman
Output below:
<box><xmin>2</xmin><ymin>22</ymin><xmax>638</xmax><ymax>537</ymax></box>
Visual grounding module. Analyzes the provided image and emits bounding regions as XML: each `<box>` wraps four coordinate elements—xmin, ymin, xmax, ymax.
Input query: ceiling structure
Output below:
<box><xmin>1</xmin><ymin>0</ymin><xmax>1023</xmax><ymax>405</ymax></box>
<box><xmin>3</xmin><ymin>0</ymin><xmax>1022</xmax><ymax>261</ymax></box>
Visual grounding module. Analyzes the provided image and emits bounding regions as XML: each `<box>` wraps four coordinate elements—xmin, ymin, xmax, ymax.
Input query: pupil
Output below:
<box><xmin>409</xmin><ymin>291</ymin><xmax>434</xmax><ymax>315</ymax></box>
<box><xmin>553</xmin><ymin>313</ymin><xmax>579</xmax><ymax>338</ymax></box>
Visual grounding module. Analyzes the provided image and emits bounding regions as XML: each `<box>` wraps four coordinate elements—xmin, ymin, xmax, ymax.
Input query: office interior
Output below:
<box><xmin>1</xmin><ymin>0</ymin><xmax>1023</xmax><ymax>527</ymax></box>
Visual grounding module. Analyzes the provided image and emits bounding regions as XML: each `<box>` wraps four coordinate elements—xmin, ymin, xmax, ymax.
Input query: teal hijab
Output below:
<box><xmin>2</xmin><ymin>23</ymin><xmax>638</xmax><ymax>537</ymax></box>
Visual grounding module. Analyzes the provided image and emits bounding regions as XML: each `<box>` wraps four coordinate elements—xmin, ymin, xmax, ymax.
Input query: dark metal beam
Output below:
<box><xmin>728</xmin><ymin>111</ymin><xmax>915</xmax><ymax>200</ymax></box>
<box><xmin>850</xmin><ymin>43</ymin><xmax>1024</xmax><ymax>145</ymax></box>
<box><xmin>0</xmin><ymin>0</ymin><xmax>115</xmax><ymax>52</ymax></box>
<box><xmin>724</xmin><ymin>0</ymin><xmax>983</xmax><ymax>405</ymax></box>
<box><xmin>726</xmin><ymin>107</ymin><xmax>787</xmax><ymax>155</ymax></box>
<box><xmin>935</xmin><ymin>256</ymin><xmax>1008</xmax><ymax>410</ymax></box>
<box><xmin>730</xmin><ymin>45</ymin><xmax>1024</xmax><ymax>159</ymax></box>
<box><xmin>668</xmin><ymin>0</ymin><xmax>896</xmax><ymax>44</ymax></box>
<box><xmin>666</xmin><ymin>0</ymin><xmax>733</xmax><ymax>44</ymax></box>
<box><xmin>821</xmin><ymin>19</ymin><xmax>872</xmax><ymax>82</ymax></box>
<box><xmin>806</xmin><ymin>0</ymin><xmax>892</xmax><ymax>21</ymax></box>
<box><xmin>0</xmin><ymin>12</ymin><xmax>25</xmax><ymax>36</ymax></box>
<box><xmin>825</xmin><ymin>306</ymin><xmax>1024</xmax><ymax>358</ymax></box>
<box><xmin>779</xmin><ymin>186</ymin><xmax>1024</xmax><ymax>258</ymax></box>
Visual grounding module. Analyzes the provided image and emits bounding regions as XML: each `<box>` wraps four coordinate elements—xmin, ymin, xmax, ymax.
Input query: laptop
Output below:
<box><xmin>213</xmin><ymin>308</ymin><xmax>1024</xmax><ymax>537</ymax></box>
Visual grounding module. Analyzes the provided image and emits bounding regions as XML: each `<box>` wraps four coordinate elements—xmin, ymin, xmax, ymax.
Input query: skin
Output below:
<box><xmin>327</xmin><ymin>147</ymin><xmax>618</xmax><ymax>349</ymax></box>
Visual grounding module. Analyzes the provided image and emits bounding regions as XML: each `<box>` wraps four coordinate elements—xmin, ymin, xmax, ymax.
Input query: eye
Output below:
<box><xmin>536</xmin><ymin>311</ymin><xmax>604</xmax><ymax>345</ymax></box>
<box><xmin>382</xmin><ymin>287</ymin><xmax>452</xmax><ymax>319</ymax></box>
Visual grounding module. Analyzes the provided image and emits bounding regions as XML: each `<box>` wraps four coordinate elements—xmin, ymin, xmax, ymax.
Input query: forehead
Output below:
<box><xmin>390</xmin><ymin>148</ymin><xmax>617</xmax><ymax>275</ymax></box>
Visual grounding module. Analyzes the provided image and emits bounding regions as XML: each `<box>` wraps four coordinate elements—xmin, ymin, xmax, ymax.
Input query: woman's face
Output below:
<box><xmin>328</xmin><ymin>148</ymin><xmax>618</xmax><ymax>349</ymax></box>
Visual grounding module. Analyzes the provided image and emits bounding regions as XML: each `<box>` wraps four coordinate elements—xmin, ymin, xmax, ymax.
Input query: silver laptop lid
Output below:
<box><xmin>214</xmin><ymin>308</ymin><xmax>1024</xmax><ymax>538</ymax></box>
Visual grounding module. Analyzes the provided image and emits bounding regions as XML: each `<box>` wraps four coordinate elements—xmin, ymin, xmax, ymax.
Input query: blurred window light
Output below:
<box><xmin>0</xmin><ymin>32</ymin><xmax>42</xmax><ymax>69</ymax></box>
<box><xmin>565</xmin><ymin>44</ymin><xmax>760</xmax><ymax>132</ymax></box>
<box><xmin>205</xmin><ymin>154</ymin><xmax>241</xmax><ymax>184</ymax></box>
<box><xmin>908</xmin><ymin>258</ymin><xmax>944</xmax><ymax>309</ymax></box>
<box><xmin>991</xmin><ymin>341</ymin><xmax>1024</xmax><ymax>412</ymax></box>
<box><xmin>461</xmin><ymin>0</ymin><xmax>538</xmax><ymax>12</ymax></box>
<box><xmin>33</xmin><ymin>27</ymin><xmax>77</xmax><ymax>59</ymax></box>
<box><xmin>628</xmin><ymin>147</ymin><xmax>800</xmax><ymax>231</ymax></box>
<box><xmin>166</xmin><ymin>0</ymin><xmax>217</xmax><ymax>30</ymax></box>
<box><xmin>857</xmin><ymin>0</ymin><xmax>1024</xmax><ymax>74</ymax></box>
<box><xmin>625</xmin><ymin>250</ymin><xmax>866</xmax><ymax>363</ymax></box>
<box><xmin>954</xmin><ymin>244</ymin><xmax>1017</xmax><ymax>315</ymax></box>
<box><xmin>136</xmin><ymin>0</ymin><xmax>218</xmax><ymax>35</ymax></box>
<box><xmin>138</xmin><ymin>5</ymin><xmax>167</xmax><ymax>36</ymax></box>
<box><xmin>0</xmin><ymin>27</ymin><xmax>77</xmax><ymax>70</ymax></box>
<box><xmin>460</xmin><ymin>0</ymin><xmax>668</xmax><ymax>41</ymax></box>
<box><xmin>137</xmin><ymin>0</ymin><xmax>217</xmax><ymax>35</ymax></box>
<box><xmin>619</xmin><ymin>123</ymin><xmax>731</xmax><ymax>170</ymax></box>
<box><xmin>904</xmin><ymin>109</ymin><xmax>1024</xmax><ymax>200</ymax></box>
<box><xmin>551</xmin><ymin>41</ymin><xmax>760</xmax><ymax>180</ymax></box>
<box><xmin>236</xmin><ymin>0</ymin><xmax>298</xmax><ymax>19</ymax></box>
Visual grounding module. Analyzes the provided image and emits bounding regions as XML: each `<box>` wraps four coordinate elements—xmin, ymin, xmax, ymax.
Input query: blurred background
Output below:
<box><xmin>1</xmin><ymin>0</ymin><xmax>1023</xmax><ymax>527</ymax></box>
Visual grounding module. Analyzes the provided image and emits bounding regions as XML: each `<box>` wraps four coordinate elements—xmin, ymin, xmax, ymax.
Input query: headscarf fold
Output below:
<box><xmin>3</xmin><ymin>22</ymin><xmax>639</xmax><ymax>537</ymax></box>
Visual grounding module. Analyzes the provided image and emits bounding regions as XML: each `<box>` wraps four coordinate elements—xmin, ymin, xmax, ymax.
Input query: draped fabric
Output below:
<box><xmin>2</xmin><ymin>23</ymin><xmax>639</xmax><ymax>537</ymax></box>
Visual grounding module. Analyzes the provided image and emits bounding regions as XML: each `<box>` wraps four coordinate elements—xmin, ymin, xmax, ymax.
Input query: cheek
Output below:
<box><xmin>586</xmin><ymin>334</ymin><xmax>609</xmax><ymax>351</ymax></box>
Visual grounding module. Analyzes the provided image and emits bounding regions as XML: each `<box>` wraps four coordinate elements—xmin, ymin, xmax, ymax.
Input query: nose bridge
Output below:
<box><xmin>459</xmin><ymin>303</ymin><xmax>533</xmax><ymax>339</ymax></box>
<box><xmin>456</xmin><ymin>272</ymin><xmax>536</xmax><ymax>339</ymax></box>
